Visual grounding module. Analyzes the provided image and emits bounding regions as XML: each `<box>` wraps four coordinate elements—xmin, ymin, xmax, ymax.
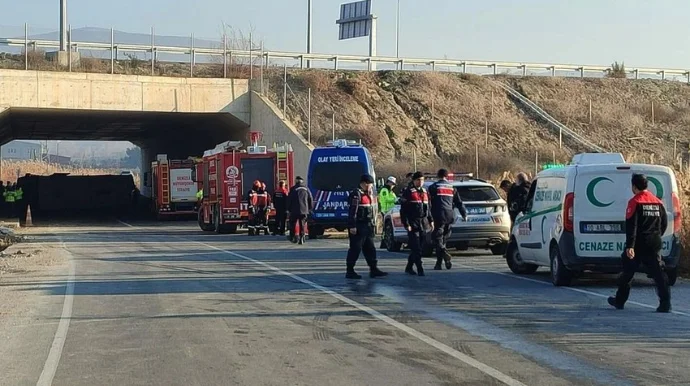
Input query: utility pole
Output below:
<box><xmin>395</xmin><ymin>0</ymin><xmax>400</xmax><ymax>58</ymax></box>
<box><xmin>60</xmin><ymin>0</ymin><xmax>68</xmax><ymax>51</ymax></box>
<box><xmin>307</xmin><ymin>0</ymin><xmax>313</xmax><ymax>68</ymax></box>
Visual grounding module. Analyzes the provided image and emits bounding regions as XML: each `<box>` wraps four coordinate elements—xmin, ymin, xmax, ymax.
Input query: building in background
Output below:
<box><xmin>1</xmin><ymin>140</ymin><xmax>41</xmax><ymax>161</ymax></box>
<box><xmin>47</xmin><ymin>154</ymin><xmax>72</xmax><ymax>166</ymax></box>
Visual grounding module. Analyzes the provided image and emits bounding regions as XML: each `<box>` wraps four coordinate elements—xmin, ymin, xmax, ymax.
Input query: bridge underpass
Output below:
<box><xmin>0</xmin><ymin>106</ymin><xmax>250</xmax><ymax>196</ymax></box>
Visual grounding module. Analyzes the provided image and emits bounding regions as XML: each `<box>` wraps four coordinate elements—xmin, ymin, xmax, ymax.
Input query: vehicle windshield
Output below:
<box><xmin>455</xmin><ymin>186</ymin><xmax>500</xmax><ymax>201</ymax></box>
<box><xmin>310</xmin><ymin>162</ymin><xmax>366</xmax><ymax>191</ymax></box>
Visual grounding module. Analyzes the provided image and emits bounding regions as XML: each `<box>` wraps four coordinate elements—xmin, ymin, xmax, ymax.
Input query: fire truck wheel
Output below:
<box><xmin>226</xmin><ymin>224</ymin><xmax>238</xmax><ymax>234</ymax></box>
<box><xmin>213</xmin><ymin>206</ymin><xmax>231</xmax><ymax>234</ymax></box>
<box><xmin>198</xmin><ymin>209</ymin><xmax>214</xmax><ymax>232</ymax></box>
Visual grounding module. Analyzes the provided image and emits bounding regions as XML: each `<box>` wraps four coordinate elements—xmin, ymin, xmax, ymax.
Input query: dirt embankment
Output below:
<box><xmin>265</xmin><ymin>69</ymin><xmax>690</xmax><ymax>180</ymax></box>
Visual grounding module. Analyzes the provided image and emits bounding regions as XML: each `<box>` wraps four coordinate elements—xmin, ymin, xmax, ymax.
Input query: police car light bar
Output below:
<box><xmin>326</xmin><ymin>139</ymin><xmax>361</xmax><ymax>148</ymax></box>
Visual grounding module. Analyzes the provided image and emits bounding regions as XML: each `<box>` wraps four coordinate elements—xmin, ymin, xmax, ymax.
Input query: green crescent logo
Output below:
<box><xmin>586</xmin><ymin>177</ymin><xmax>614</xmax><ymax>207</ymax></box>
<box><xmin>647</xmin><ymin>176</ymin><xmax>664</xmax><ymax>199</ymax></box>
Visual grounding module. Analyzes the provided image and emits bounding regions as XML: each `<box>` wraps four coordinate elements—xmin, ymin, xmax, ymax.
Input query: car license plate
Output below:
<box><xmin>580</xmin><ymin>222</ymin><xmax>623</xmax><ymax>234</ymax></box>
<box><xmin>467</xmin><ymin>207</ymin><xmax>487</xmax><ymax>215</ymax></box>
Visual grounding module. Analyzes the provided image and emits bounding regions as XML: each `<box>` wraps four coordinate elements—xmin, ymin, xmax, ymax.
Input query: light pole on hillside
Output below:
<box><xmin>396</xmin><ymin>0</ymin><xmax>400</xmax><ymax>58</ymax></box>
<box><xmin>60</xmin><ymin>0</ymin><xmax>68</xmax><ymax>51</ymax></box>
<box><xmin>307</xmin><ymin>0</ymin><xmax>313</xmax><ymax>68</ymax></box>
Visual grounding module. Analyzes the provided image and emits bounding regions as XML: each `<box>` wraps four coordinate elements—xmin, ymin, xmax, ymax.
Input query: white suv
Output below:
<box><xmin>382</xmin><ymin>176</ymin><xmax>511</xmax><ymax>255</ymax></box>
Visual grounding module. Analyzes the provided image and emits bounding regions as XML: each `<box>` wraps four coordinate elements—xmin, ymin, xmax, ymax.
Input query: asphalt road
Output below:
<box><xmin>2</xmin><ymin>220</ymin><xmax>690</xmax><ymax>386</ymax></box>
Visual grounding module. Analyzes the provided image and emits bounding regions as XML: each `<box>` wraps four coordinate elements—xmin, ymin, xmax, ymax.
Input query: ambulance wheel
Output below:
<box><xmin>667</xmin><ymin>267</ymin><xmax>678</xmax><ymax>286</ymax></box>
<box><xmin>384</xmin><ymin>221</ymin><xmax>402</xmax><ymax>252</ymax></box>
<box><xmin>550</xmin><ymin>243</ymin><xmax>572</xmax><ymax>287</ymax></box>
<box><xmin>506</xmin><ymin>240</ymin><xmax>538</xmax><ymax>275</ymax></box>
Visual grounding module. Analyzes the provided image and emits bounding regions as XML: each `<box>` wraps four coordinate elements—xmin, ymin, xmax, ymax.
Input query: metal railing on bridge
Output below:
<box><xmin>2</xmin><ymin>25</ymin><xmax>690</xmax><ymax>82</ymax></box>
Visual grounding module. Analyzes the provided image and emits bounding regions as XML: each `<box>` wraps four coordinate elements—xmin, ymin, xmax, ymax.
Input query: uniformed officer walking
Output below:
<box><xmin>400</xmin><ymin>171</ymin><xmax>433</xmax><ymax>276</ymax></box>
<box><xmin>609</xmin><ymin>174</ymin><xmax>671</xmax><ymax>312</ymax></box>
<box><xmin>428</xmin><ymin>169</ymin><xmax>467</xmax><ymax>270</ymax></box>
<box><xmin>345</xmin><ymin>174</ymin><xmax>388</xmax><ymax>279</ymax></box>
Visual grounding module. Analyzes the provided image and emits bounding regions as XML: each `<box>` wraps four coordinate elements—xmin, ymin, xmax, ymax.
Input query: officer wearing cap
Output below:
<box><xmin>400</xmin><ymin>171</ymin><xmax>434</xmax><ymax>276</ymax></box>
<box><xmin>428</xmin><ymin>169</ymin><xmax>467</xmax><ymax>270</ymax></box>
<box><xmin>346</xmin><ymin>174</ymin><xmax>388</xmax><ymax>279</ymax></box>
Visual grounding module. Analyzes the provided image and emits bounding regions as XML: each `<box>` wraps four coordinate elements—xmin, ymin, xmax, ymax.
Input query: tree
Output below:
<box><xmin>120</xmin><ymin>147</ymin><xmax>142</xmax><ymax>168</ymax></box>
<box><xmin>607</xmin><ymin>61</ymin><xmax>627</xmax><ymax>79</ymax></box>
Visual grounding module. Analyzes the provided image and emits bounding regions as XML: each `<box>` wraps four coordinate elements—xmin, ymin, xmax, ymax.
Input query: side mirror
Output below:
<box><xmin>143</xmin><ymin>172</ymin><xmax>150</xmax><ymax>187</ymax></box>
<box><xmin>191</xmin><ymin>166</ymin><xmax>197</xmax><ymax>182</ymax></box>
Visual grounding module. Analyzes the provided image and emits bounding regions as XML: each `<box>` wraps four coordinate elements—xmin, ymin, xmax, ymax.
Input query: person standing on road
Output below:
<box><xmin>377</xmin><ymin>176</ymin><xmax>398</xmax><ymax>248</ymax></box>
<box><xmin>400</xmin><ymin>172</ymin><xmax>433</xmax><ymax>276</ymax></box>
<box><xmin>507</xmin><ymin>173</ymin><xmax>531</xmax><ymax>223</ymax></box>
<box><xmin>428</xmin><ymin>169</ymin><xmax>467</xmax><ymax>270</ymax></box>
<box><xmin>287</xmin><ymin>176</ymin><xmax>313</xmax><ymax>244</ymax></box>
<box><xmin>273</xmin><ymin>180</ymin><xmax>289</xmax><ymax>236</ymax></box>
<box><xmin>608</xmin><ymin>174</ymin><xmax>671</xmax><ymax>313</ymax></box>
<box><xmin>345</xmin><ymin>174</ymin><xmax>388</xmax><ymax>279</ymax></box>
<box><xmin>247</xmin><ymin>180</ymin><xmax>267</xmax><ymax>236</ymax></box>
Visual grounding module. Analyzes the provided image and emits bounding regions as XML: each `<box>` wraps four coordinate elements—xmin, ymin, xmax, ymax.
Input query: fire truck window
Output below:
<box><xmin>203</xmin><ymin>162</ymin><xmax>210</xmax><ymax>198</ymax></box>
<box><xmin>311</xmin><ymin>162</ymin><xmax>365</xmax><ymax>191</ymax></box>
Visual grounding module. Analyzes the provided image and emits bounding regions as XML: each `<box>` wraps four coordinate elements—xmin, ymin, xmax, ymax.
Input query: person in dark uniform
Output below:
<box><xmin>287</xmin><ymin>176</ymin><xmax>313</xmax><ymax>244</ymax></box>
<box><xmin>507</xmin><ymin>173</ymin><xmax>531</xmax><ymax>223</ymax></box>
<box><xmin>345</xmin><ymin>174</ymin><xmax>388</xmax><ymax>279</ymax></box>
<box><xmin>608</xmin><ymin>174</ymin><xmax>671</xmax><ymax>313</ymax></box>
<box><xmin>400</xmin><ymin>171</ymin><xmax>433</xmax><ymax>276</ymax></box>
<box><xmin>428</xmin><ymin>169</ymin><xmax>467</xmax><ymax>270</ymax></box>
<box><xmin>273</xmin><ymin>180</ymin><xmax>289</xmax><ymax>236</ymax></box>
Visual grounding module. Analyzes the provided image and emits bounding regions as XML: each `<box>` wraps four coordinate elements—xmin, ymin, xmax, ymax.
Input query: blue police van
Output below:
<box><xmin>307</xmin><ymin>139</ymin><xmax>378</xmax><ymax>238</ymax></box>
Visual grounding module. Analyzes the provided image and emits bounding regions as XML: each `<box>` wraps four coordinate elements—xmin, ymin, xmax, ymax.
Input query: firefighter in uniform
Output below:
<box><xmin>400</xmin><ymin>172</ymin><xmax>433</xmax><ymax>276</ymax></box>
<box><xmin>428</xmin><ymin>169</ymin><xmax>467</xmax><ymax>270</ymax></box>
<box><xmin>273</xmin><ymin>180</ymin><xmax>289</xmax><ymax>236</ymax></box>
<box><xmin>345</xmin><ymin>174</ymin><xmax>388</xmax><ymax>279</ymax></box>
<box><xmin>247</xmin><ymin>180</ymin><xmax>270</xmax><ymax>236</ymax></box>
<box><xmin>608</xmin><ymin>174</ymin><xmax>671</xmax><ymax>312</ymax></box>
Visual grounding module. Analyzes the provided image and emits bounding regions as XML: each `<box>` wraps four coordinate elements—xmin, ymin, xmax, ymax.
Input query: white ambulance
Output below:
<box><xmin>506</xmin><ymin>153</ymin><xmax>682</xmax><ymax>287</ymax></box>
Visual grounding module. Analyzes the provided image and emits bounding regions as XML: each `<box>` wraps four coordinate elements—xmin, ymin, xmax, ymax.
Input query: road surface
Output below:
<box><xmin>1</xmin><ymin>220</ymin><xmax>689</xmax><ymax>386</ymax></box>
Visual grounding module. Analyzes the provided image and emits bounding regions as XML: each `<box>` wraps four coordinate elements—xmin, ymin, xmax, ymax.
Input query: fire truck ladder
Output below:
<box><xmin>160</xmin><ymin>162</ymin><xmax>170</xmax><ymax>206</ymax></box>
<box><xmin>275</xmin><ymin>142</ymin><xmax>291</xmax><ymax>183</ymax></box>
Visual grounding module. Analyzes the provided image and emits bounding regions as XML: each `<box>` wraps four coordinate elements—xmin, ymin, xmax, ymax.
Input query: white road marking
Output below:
<box><xmin>117</xmin><ymin>220</ymin><xmax>135</xmax><ymax>228</ymax></box>
<box><xmin>195</xmin><ymin>240</ymin><xmax>527</xmax><ymax>386</ymax></box>
<box><xmin>36</xmin><ymin>242</ymin><xmax>75</xmax><ymax>386</ymax></box>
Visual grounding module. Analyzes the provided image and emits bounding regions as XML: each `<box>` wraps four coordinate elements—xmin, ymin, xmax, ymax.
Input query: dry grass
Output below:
<box><xmin>1</xmin><ymin>160</ymin><xmax>139</xmax><ymax>186</ymax></box>
<box><xmin>0</xmin><ymin>52</ymin><xmax>252</xmax><ymax>79</ymax></box>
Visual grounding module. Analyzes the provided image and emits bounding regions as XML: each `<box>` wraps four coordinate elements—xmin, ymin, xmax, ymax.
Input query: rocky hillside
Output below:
<box><xmin>264</xmin><ymin>70</ymin><xmax>690</xmax><ymax>179</ymax></box>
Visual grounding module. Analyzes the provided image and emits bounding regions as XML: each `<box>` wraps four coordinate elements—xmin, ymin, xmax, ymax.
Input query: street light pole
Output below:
<box><xmin>395</xmin><ymin>0</ymin><xmax>400</xmax><ymax>58</ymax></box>
<box><xmin>60</xmin><ymin>0</ymin><xmax>68</xmax><ymax>51</ymax></box>
<box><xmin>307</xmin><ymin>0</ymin><xmax>313</xmax><ymax>68</ymax></box>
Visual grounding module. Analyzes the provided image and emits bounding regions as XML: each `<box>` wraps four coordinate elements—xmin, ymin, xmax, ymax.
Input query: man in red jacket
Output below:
<box><xmin>608</xmin><ymin>174</ymin><xmax>671</xmax><ymax>313</ymax></box>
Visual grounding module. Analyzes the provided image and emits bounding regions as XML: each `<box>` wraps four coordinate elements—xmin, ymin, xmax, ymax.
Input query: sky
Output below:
<box><xmin>2</xmin><ymin>0</ymin><xmax>690</xmax><ymax>69</ymax></box>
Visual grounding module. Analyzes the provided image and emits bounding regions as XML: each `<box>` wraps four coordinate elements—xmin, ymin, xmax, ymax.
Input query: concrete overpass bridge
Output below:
<box><xmin>0</xmin><ymin>69</ymin><xmax>312</xmax><ymax>196</ymax></box>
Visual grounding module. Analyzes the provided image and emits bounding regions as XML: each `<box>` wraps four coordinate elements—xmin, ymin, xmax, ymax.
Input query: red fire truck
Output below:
<box><xmin>149</xmin><ymin>155</ymin><xmax>200</xmax><ymax>219</ymax></box>
<box><xmin>196</xmin><ymin>132</ymin><xmax>294</xmax><ymax>234</ymax></box>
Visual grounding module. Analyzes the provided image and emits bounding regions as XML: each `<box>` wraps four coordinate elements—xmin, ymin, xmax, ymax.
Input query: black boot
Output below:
<box><xmin>370</xmin><ymin>266</ymin><xmax>388</xmax><ymax>278</ymax></box>
<box><xmin>608</xmin><ymin>297</ymin><xmax>624</xmax><ymax>310</ymax></box>
<box><xmin>434</xmin><ymin>259</ymin><xmax>443</xmax><ymax>270</ymax></box>
<box><xmin>657</xmin><ymin>300</ymin><xmax>671</xmax><ymax>313</ymax></box>
<box><xmin>346</xmin><ymin>268</ymin><xmax>362</xmax><ymax>279</ymax></box>
<box><xmin>405</xmin><ymin>261</ymin><xmax>417</xmax><ymax>275</ymax></box>
<box><xmin>415</xmin><ymin>260</ymin><xmax>425</xmax><ymax>277</ymax></box>
<box><xmin>444</xmin><ymin>252</ymin><xmax>452</xmax><ymax>270</ymax></box>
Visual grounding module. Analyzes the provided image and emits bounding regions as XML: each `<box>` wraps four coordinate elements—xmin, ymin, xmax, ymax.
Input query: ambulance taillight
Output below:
<box><xmin>563</xmin><ymin>193</ymin><xmax>574</xmax><ymax>232</ymax></box>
